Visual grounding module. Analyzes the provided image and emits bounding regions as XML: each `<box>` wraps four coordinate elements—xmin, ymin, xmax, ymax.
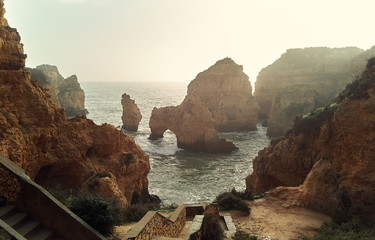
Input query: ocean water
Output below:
<box><xmin>80</xmin><ymin>82</ymin><xmax>270</xmax><ymax>205</ymax></box>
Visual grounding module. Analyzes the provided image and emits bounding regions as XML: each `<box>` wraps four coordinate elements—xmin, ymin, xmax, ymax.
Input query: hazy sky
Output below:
<box><xmin>5</xmin><ymin>0</ymin><xmax>375</xmax><ymax>85</ymax></box>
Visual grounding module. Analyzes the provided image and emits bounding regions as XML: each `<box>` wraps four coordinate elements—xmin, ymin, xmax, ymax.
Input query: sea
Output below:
<box><xmin>80</xmin><ymin>82</ymin><xmax>270</xmax><ymax>205</ymax></box>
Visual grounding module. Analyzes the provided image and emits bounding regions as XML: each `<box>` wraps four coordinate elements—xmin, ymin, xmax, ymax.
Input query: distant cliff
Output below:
<box><xmin>254</xmin><ymin>47</ymin><xmax>366</xmax><ymax>137</ymax></box>
<box><xmin>0</xmin><ymin>1</ymin><xmax>150</xmax><ymax>208</ymax></box>
<box><xmin>247</xmin><ymin>57</ymin><xmax>375</xmax><ymax>213</ymax></box>
<box><xmin>149</xmin><ymin>57</ymin><xmax>258</xmax><ymax>153</ymax></box>
<box><xmin>27</xmin><ymin>65</ymin><xmax>88</xmax><ymax>118</ymax></box>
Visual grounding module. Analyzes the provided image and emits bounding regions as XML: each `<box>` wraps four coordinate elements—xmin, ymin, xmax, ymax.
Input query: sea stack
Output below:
<box><xmin>121</xmin><ymin>93</ymin><xmax>142</xmax><ymax>131</ymax></box>
<box><xmin>0</xmin><ymin>0</ymin><xmax>150</xmax><ymax>208</ymax></box>
<box><xmin>27</xmin><ymin>65</ymin><xmax>88</xmax><ymax>118</ymax></box>
<box><xmin>254</xmin><ymin>47</ymin><xmax>364</xmax><ymax>137</ymax></box>
<box><xmin>149</xmin><ymin>95</ymin><xmax>238</xmax><ymax>153</ymax></box>
<box><xmin>149</xmin><ymin>57</ymin><xmax>257</xmax><ymax>153</ymax></box>
<box><xmin>246</xmin><ymin>57</ymin><xmax>375</xmax><ymax>213</ymax></box>
<box><xmin>188</xmin><ymin>57</ymin><xmax>259</xmax><ymax>131</ymax></box>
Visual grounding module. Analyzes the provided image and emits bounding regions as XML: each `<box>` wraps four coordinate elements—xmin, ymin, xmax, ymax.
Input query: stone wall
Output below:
<box><xmin>125</xmin><ymin>205</ymin><xmax>186</xmax><ymax>240</ymax></box>
<box><xmin>0</xmin><ymin>165</ymin><xmax>21</xmax><ymax>202</ymax></box>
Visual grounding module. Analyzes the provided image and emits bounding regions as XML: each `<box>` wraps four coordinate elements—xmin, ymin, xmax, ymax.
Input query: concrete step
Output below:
<box><xmin>3</xmin><ymin>212</ymin><xmax>28</xmax><ymax>228</ymax></box>
<box><xmin>0</xmin><ymin>205</ymin><xmax>16</xmax><ymax>218</ymax></box>
<box><xmin>29</xmin><ymin>228</ymin><xmax>54</xmax><ymax>240</ymax></box>
<box><xmin>16</xmin><ymin>220</ymin><xmax>42</xmax><ymax>238</ymax></box>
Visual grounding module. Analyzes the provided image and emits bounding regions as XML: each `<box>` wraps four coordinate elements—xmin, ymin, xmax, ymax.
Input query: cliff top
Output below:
<box><xmin>259</xmin><ymin>47</ymin><xmax>364</xmax><ymax>75</ymax></box>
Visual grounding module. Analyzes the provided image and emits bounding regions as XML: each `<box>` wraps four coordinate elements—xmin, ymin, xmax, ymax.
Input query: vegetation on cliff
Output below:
<box><xmin>247</xmin><ymin>56</ymin><xmax>375</xmax><ymax>215</ymax></box>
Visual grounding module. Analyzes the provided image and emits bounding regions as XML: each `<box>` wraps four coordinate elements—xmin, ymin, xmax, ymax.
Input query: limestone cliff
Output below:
<box><xmin>149</xmin><ymin>95</ymin><xmax>237</xmax><ymax>153</ymax></box>
<box><xmin>254</xmin><ymin>47</ymin><xmax>365</xmax><ymax>137</ymax></box>
<box><xmin>121</xmin><ymin>93</ymin><xmax>142</xmax><ymax>132</ymax></box>
<box><xmin>27</xmin><ymin>64</ymin><xmax>88</xmax><ymax>118</ymax></box>
<box><xmin>188</xmin><ymin>58</ymin><xmax>259</xmax><ymax>132</ymax></box>
<box><xmin>0</xmin><ymin>1</ymin><xmax>150</xmax><ymax>208</ymax></box>
<box><xmin>246</xmin><ymin>57</ymin><xmax>375</xmax><ymax>213</ymax></box>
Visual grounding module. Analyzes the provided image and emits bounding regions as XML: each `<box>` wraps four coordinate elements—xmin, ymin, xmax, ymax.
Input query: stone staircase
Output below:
<box><xmin>0</xmin><ymin>204</ymin><xmax>65</xmax><ymax>240</ymax></box>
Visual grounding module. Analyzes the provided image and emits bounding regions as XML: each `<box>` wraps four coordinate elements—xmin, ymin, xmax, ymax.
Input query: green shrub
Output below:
<box><xmin>69</xmin><ymin>194</ymin><xmax>116</xmax><ymax>236</ymax></box>
<box><xmin>0</xmin><ymin>229</ymin><xmax>12</xmax><ymax>240</ymax></box>
<box><xmin>201</xmin><ymin>214</ymin><xmax>224</xmax><ymax>240</ymax></box>
<box><xmin>232</xmin><ymin>231</ymin><xmax>258</xmax><ymax>240</ymax></box>
<box><xmin>231</xmin><ymin>188</ymin><xmax>254</xmax><ymax>201</ymax></box>
<box><xmin>215</xmin><ymin>191</ymin><xmax>250</xmax><ymax>215</ymax></box>
<box><xmin>121</xmin><ymin>204</ymin><xmax>149</xmax><ymax>223</ymax></box>
<box><xmin>301</xmin><ymin>218</ymin><xmax>375</xmax><ymax>240</ymax></box>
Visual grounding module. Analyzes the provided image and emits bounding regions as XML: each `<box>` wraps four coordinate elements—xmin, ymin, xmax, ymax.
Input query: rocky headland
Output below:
<box><xmin>254</xmin><ymin>47</ymin><xmax>365</xmax><ymax>137</ymax></box>
<box><xmin>27</xmin><ymin>64</ymin><xmax>88</xmax><ymax>118</ymax></box>
<box><xmin>121</xmin><ymin>93</ymin><xmax>142</xmax><ymax>132</ymax></box>
<box><xmin>149</xmin><ymin>57</ymin><xmax>258</xmax><ymax>153</ymax></box>
<box><xmin>0</xmin><ymin>1</ymin><xmax>150</xmax><ymax>208</ymax></box>
<box><xmin>247</xmin><ymin>57</ymin><xmax>375</xmax><ymax>214</ymax></box>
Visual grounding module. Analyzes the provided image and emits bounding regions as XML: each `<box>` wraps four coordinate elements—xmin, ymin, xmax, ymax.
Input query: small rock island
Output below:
<box><xmin>121</xmin><ymin>93</ymin><xmax>142</xmax><ymax>131</ymax></box>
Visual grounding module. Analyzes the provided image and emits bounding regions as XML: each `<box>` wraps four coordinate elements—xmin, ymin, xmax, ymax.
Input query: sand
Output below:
<box><xmin>230</xmin><ymin>196</ymin><xmax>331</xmax><ymax>240</ymax></box>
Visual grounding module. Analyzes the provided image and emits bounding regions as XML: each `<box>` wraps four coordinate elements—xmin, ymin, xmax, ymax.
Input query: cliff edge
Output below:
<box><xmin>246</xmin><ymin>57</ymin><xmax>375</xmax><ymax>213</ymax></box>
<box><xmin>0</xmin><ymin>0</ymin><xmax>150</xmax><ymax>208</ymax></box>
<box><xmin>254</xmin><ymin>47</ymin><xmax>365</xmax><ymax>137</ymax></box>
<box><xmin>27</xmin><ymin>65</ymin><xmax>88</xmax><ymax>118</ymax></box>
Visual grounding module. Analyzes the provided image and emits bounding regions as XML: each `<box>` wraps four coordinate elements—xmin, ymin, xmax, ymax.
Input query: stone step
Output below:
<box><xmin>0</xmin><ymin>204</ymin><xmax>16</xmax><ymax>218</ymax></box>
<box><xmin>29</xmin><ymin>228</ymin><xmax>55</xmax><ymax>240</ymax></box>
<box><xmin>16</xmin><ymin>220</ymin><xmax>42</xmax><ymax>238</ymax></box>
<box><xmin>3</xmin><ymin>212</ymin><xmax>28</xmax><ymax>228</ymax></box>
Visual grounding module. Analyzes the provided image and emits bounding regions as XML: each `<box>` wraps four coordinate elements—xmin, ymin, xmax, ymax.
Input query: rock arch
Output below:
<box><xmin>149</xmin><ymin>95</ymin><xmax>237</xmax><ymax>153</ymax></box>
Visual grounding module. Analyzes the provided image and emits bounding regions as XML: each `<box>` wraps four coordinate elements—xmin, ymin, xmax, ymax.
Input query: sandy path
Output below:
<box><xmin>230</xmin><ymin>197</ymin><xmax>331</xmax><ymax>240</ymax></box>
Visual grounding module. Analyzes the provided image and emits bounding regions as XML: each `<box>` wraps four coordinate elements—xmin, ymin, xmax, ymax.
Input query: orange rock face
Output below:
<box><xmin>149</xmin><ymin>95</ymin><xmax>237</xmax><ymax>153</ymax></box>
<box><xmin>247</xmin><ymin>58</ymin><xmax>375</xmax><ymax>213</ymax></box>
<box><xmin>149</xmin><ymin>58</ymin><xmax>256</xmax><ymax>153</ymax></box>
<box><xmin>187</xmin><ymin>58</ymin><xmax>259</xmax><ymax>132</ymax></box>
<box><xmin>0</xmin><ymin>1</ymin><xmax>150</xmax><ymax>208</ymax></box>
<box><xmin>121</xmin><ymin>93</ymin><xmax>142</xmax><ymax>132</ymax></box>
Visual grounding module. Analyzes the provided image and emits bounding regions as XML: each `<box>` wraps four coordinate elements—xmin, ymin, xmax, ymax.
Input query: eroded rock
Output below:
<box><xmin>254</xmin><ymin>47</ymin><xmax>365</xmax><ymax>137</ymax></box>
<box><xmin>121</xmin><ymin>93</ymin><xmax>142</xmax><ymax>132</ymax></box>
<box><xmin>247</xmin><ymin>58</ymin><xmax>375</xmax><ymax>213</ymax></box>
<box><xmin>188</xmin><ymin>57</ymin><xmax>259</xmax><ymax>131</ymax></box>
<box><xmin>27</xmin><ymin>64</ymin><xmax>88</xmax><ymax>118</ymax></box>
<box><xmin>149</xmin><ymin>95</ymin><xmax>237</xmax><ymax>153</ymax></box>
<box><xmin>148</xmin><ymin>58</ymin><xmax>259</xmax><ymax>153</ymax></box>
<box><xmin>0</xmin><ymin>1</ymin><xmax>149</xmax><ymax>208</ymax></box>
